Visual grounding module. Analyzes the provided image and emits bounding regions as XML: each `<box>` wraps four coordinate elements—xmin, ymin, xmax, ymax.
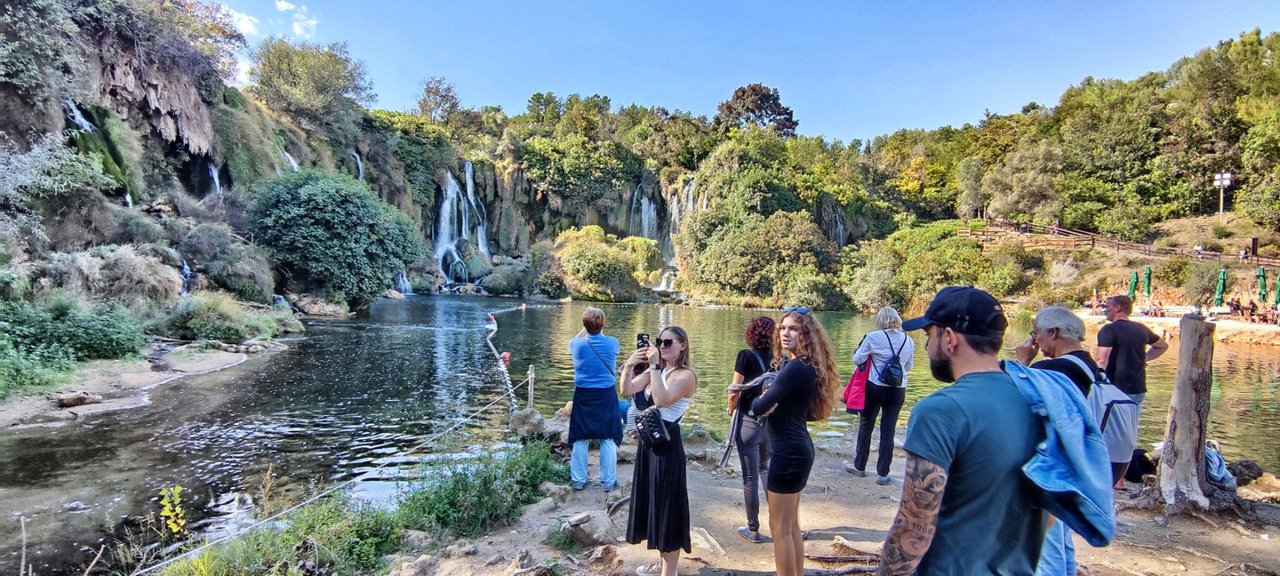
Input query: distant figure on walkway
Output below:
<box><xmin>879</xmin><ymin>287</ymin><xmax>1049</xmax><ymax>574</ymax></box>
<box><xmin>751</xmin><ymin>307</ymin><xmax>839</xmax><ymax>576</ymax></box>
<box><xmin>1241</xmin><ymin>248</ymin><xmax>1250</xmax><ymax>262</ymax></box>
<box><xmin>846</xmin><ymin>306</ymin><xmax>914</xmax><ymax>484</ymax></box>
<box><xmin>619</xmin><ymin>326</ymin><xmax>698</xmax><ymax>576</ymax></box>
<box><xmin>725</xmin><ymin>316</ymin><xmax>774</xmax><ymax>544</ymax></box>
<box><xmin>1095</xmin><ymin>296</ymin><xmax>1168</xmax><ymax>410</ymax></box>
<box><xmin>567</xmin><ymin>307</ymin><xmax>621</xmax><ymax>491</ymax></box>
<box><xmin>1051</xmin><ymin>219</ymin><xmax>1060</xmax><ymax>235</ymax></box>
<box><xmin>1195</xmin><ymin>244</ymin><xmax>1204</xmax><ymax>260</ymax></box>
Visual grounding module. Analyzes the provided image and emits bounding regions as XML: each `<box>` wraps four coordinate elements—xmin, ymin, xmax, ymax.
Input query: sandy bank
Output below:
<box><xmin>1076</xmin><ymin>309</ymin><xmax>1280</xmax><ymax>346</ymax></box>
<box><xmin>0</xmin><ymin>345</ymin><xmax>248</xmax><ymax>429</ymax></box>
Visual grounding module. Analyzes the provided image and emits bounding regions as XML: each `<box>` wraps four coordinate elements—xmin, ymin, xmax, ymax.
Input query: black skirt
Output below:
<box><xmin>625</xmin><ymin>419</ymin><xmax>691</xmax><ymax>553</ymax></box>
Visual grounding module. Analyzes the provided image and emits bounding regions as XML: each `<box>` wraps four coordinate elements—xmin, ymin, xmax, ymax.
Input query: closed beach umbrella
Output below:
<box><xmin>1128</xmin><ymin>271</ymin><xmax>1138</xmax><ymax>300</ymax></box>
<box><xmin>1214</xmin><ymin>269</ymin><xmax>1228</xmax><ymax>307</ymax></box>
<box><xmin>1143</xmin><ymin>265</ymin><xmax>1153</xmax><ymax>299</ymax></box>
<box><xmin>1274</xmin><ymin>270</ymin><xmax>1280</xmax><ymax>306</ymax></box>
<box><xmin>1259</xmin><ymin>267</ymin><xmax>1269</xmax><ymax>303</ymax></box>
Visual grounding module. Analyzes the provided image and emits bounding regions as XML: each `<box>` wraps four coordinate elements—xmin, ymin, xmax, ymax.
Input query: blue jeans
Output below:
<box><xmin>571</xmin><ymin>438</ymin><xmax>617</xmax><ymax>488</ymax></box>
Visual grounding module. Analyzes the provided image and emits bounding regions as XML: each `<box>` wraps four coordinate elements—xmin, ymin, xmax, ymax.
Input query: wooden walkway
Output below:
<box><xmin>957</xmin><ymin>222</ymin><xmax>1280</xmax><ymax>268</ymax></box>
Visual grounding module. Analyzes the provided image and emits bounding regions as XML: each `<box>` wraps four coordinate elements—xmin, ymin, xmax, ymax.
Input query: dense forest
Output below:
<box><xmin>2</xmin><ymin>0</ymin><xmax>1279</xmax><ymax>390</ymax></box>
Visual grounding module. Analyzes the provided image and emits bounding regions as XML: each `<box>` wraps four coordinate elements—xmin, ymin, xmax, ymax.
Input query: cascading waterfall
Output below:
<box><xmin>207</xmin><ymin>161</ymin><xmax>222</xmax><ymax>197</ymax></box>
<box><xmin>433</xmin><ymin>172</ymin><xmax>469</xmax><ymax>283</ymax></box>
<box><xmin>280</xmin><ymin>145</ymin><xmax>299</xmax><ymax>172</ymax></box>
<box><xmin>350</xmin><ymin>150</ymin><xmax>364</xmax><ymax>181</ymax></box>
<box><xmin>656</xmin><ymin>270</ymin><xmax>676</xmax><ymax>291</ymax></box>
<box><xmin>395</xmin><ymin>271</ymin><xmax>414</xmax><ymax>295</ymax></box>
<box><xmin>627</xmin><ymin>184</ymin><xmax>660</xmax><ymax>240</ymax></box>
<box><xmin>463</xmin><ymin>161</ymin><xmax>492</xmax><ymax>259</ymax></box>
<box><xmin>124</xmin><ymin>192</ymin><xmax>133</xmax><ymax>208</ymax></box>
<box><xmin>661</xmin><ymin>177</ymin><xmax>696</xmax><ymax>264</ymax></box>
<box><xmin>61</xmin><ymin>99</ymin><xmax>96</xmax><ymax>132</ymax></box>
<box><xmin>179</xmin><ymin>256</ymin><xmax>194</xmax><ymax>295</ymax></box>
<box><xmin>830</xmin><ymin>210</ymin><xmax>848</xmax><ymax>248</ymax></box>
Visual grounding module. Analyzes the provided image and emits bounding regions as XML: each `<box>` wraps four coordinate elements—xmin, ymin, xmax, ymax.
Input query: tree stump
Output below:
<box><xmin>1158</xmin><ymin>313</ymin><xmax>1215</xmax><ymax>515</ymax></box>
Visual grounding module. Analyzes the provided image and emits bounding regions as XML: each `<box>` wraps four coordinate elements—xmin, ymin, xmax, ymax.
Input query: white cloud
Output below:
<box><xmin>275</xmin><ymin>0</ymin><xmax>295</xmax><ymax>11</ymax></box>
<box><xmin>233</xmin><ymin>55</ymin><xmax>253</xmax><ymax>87</ymax></box>
<box><xmin>290</xmin><ymin>6</ymin><xmax>317</xmax><ymax>38</ymax></box>
<box><xmin>224</xmin><ymin>5</ymin><xmax>260</xmax><ymax>36</ymax></box>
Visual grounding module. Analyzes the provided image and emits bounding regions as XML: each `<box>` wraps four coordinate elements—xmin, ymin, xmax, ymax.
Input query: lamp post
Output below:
<box><xmin>1214</xmin><ymin>171</ymin><xmax>1233</xmax><ymax>222</ymax></box>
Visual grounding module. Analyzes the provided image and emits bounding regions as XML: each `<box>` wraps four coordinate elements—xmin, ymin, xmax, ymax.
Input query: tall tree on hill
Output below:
<box><xmin>415</xmin><ymin>76</ymin><xmax>459</xmax><ymax>124</ymax></box>
<box><xmin>714</xmin><ymin>83</ymin><xmax>798</xmax><ymax>138</ymax></box>
<box><xmin>248</xmin><ymin>38</ymin><xmax>375</xmax><ymax>141</ymax></box>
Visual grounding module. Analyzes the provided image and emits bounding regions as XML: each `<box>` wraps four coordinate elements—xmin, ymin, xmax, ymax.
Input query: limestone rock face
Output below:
<box><xmin>56</xmin><ymin>391</ymin><xmax>102</xmax><ymax>408</ymax></box>
<box><xmin>382</xmin><ymin>289</ymin><xmax>406</xmax><ymax>300</ymax></box>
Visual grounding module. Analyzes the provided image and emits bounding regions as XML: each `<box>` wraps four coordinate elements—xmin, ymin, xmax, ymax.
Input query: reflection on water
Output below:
<box><xmin>1</xmin><ymin>297</ymin><xmax>1276</xmax><ymax>573</ymax></box>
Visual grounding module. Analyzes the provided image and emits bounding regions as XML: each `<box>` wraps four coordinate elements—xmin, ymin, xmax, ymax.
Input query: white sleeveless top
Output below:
<box><xmin>650</xmin><ymin>366</ymin><xmax>693</xmax><ymax>422</ymax></box>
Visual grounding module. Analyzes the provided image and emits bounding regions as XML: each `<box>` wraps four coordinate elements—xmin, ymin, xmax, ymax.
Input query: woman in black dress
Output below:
<box><xmin>750</xmin><ymin>308</ymin><xmax>839</xmax><ymax>576</ymax></box>
<box><xmin>726</xmin><ymin>316</ymin><xmax>774</xmax><ymax>543</ymax></box>
<box><xmin>618</xmin><ymin>326</ymin><xmax>698</xmax><ymax>576</ymax></box>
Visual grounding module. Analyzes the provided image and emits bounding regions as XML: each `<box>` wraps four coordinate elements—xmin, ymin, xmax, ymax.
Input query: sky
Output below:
<box><xmin>219</xmin><ymin>1</ymin><xmax>1278</xmax><ymax>144</ymax></box>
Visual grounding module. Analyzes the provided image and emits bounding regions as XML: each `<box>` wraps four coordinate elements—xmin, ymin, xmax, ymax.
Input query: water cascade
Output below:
<box><xmin>350</xmin><ymin>150</ymin><xmax>364</xmax><ymax>181</ymax></box>
<box><xmin>661</xmin><ymin>177</ymin><xmax>697</xmax><ymax>264</ymax></box>
<box><xmin>395</xmin><ymin>271</ymin><xmax>414</xmax><ymax>295</ymax></box>
<box><xmin>656</xmin><ymin>270</ymin><xmax>677</xmax><ymax>292</ymax></box>
<box><xmin>628</xmin><ymin>184</ymin><xmax>659</xmax><ymax>239</ymax></box>
<box><xmin>280</xmin><ymin>145</ymin><xmax>299</xmax><ymax>172</ymax></box>
<box><xmin>179</xmin><ymin>256</ymin><xmax>194</xmax><ymax>295</ymax></box>
<box><xmin>432</xmin><ymin>172</ymin><xmax>469</xmax><ymax>283</ymax></box>
<box><xmin>830</xmin><ymin>210</ymin><xmax>848</xmax><ymax>249</ymax></box>
<box><xmin>463</xmin><ymin>162</ymin><xmax>492</xmax><ymax>259</ymax></box>
<box><xmin>207</xmin><ymin>161</ymin><xmax>222</xmax><ymax>197</ymax></box>
<box><xmin>61</xmin><ymin>99</ymin><xmax>96</xmax><ymax>132</ymax></box>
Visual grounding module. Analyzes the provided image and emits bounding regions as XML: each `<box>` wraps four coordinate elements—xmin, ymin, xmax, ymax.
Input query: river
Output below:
<box><xmin>1</xmin><ymin>295</ymin><xmax>1276</xmax><ymax>572</ymax></box>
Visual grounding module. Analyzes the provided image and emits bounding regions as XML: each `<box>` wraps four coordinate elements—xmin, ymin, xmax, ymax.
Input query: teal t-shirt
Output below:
<box><xmin>902</xmin><ymin>370</ymin><xmax>1047</xmax><ymax>575</ymax></box>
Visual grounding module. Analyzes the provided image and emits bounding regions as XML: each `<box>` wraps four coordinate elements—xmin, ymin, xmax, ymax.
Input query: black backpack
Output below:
<box><xmin>877</xmin><ymin>332</ymin><xmax>908</xmax><ymax>388</ymax></box>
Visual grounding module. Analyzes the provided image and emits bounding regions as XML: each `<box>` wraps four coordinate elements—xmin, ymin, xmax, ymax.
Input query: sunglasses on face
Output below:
<box><xmin>656</xmin><ymin>338</ymin><xmax>678</xmax><ymax>348</ymax></box>
<box><xmin>783</xmin><ymin>306</ymin><xmax>810</xmax><ymax>315</ymax></box>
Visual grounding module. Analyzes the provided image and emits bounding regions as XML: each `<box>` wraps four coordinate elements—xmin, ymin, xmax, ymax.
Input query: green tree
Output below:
<box><xmin>415</xmin><ymin>76</ymin><xmax>459</xmax><ymax>124</ymax></box>
<box><xmin>250</xmin><ymin>171</ymin><xmax>424</xmax><ymax>306</ymax></box>
<box><xmin>954</xmin><ymin>156</ymin><xmax>988</xmax><ymax>218</ymax></box>
<box><xmin>984</xmin><ymin>137</ymin><xmax>1064</xmax><ymax>221</ymax></box>
<box><xmin>713</xmin><ymin>83</ymin><xmax>798</xmax><ymax>138</ymax></box>
<box><xmin>247</xmin><ymin>38</ymin><xmax>375</xmax><ymax>139</ymax></box>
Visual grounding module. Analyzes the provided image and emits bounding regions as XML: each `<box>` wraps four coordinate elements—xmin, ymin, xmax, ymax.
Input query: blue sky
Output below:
<box><xmin>221</xmin><ymin>1</ymin><xmax>1277</xmax><ymax>144</ymax></box>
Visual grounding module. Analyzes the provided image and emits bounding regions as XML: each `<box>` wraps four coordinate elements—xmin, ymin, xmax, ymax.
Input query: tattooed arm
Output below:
<box><xmin>878</xmin><ymin>452</ymin><xmax>948</xmax><ymax>576</ymax></box>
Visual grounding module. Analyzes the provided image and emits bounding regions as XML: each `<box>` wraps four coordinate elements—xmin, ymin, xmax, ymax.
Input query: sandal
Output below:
<box><xmin>738</xmin><ymin>526</ymin><xmax>766</xmax><ymax>544</ymax></box>
<box><xmin>635</xmin><ymin>561</ymin><xmax>662</xmax><ymax>576</ymax></box>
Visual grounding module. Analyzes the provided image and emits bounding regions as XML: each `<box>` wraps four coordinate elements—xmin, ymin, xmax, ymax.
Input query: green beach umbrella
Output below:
<box><xmin>1143</xmin><ymin>265</ymin><xmax>1153</xmax><ymax>299</ymax></box>
<box><xmin>1127</xmin><ymin>270</ymin><xmax>1138</xmax><ymax>300</ymax></box>
<box><xmin>1259</xmin><ymin>266</ymin><xmax>1268</xmax><ymax>303</ymax></box>
<box><xmin>1214</xmin><ymin>269</ymin><xmax>1228</xmax><ymax>307</ymax></box>
<box><xmin>1274</xmin><ymin>270</ymin><xmax>1280</xmax><ymax>306</ymax></box>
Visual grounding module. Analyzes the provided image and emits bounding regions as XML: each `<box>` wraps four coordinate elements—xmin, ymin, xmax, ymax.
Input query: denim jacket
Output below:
<box><xmin>1003</xmin><ymin>361</ymin><xmax>1115</xmax><ymax>547</ymax></box>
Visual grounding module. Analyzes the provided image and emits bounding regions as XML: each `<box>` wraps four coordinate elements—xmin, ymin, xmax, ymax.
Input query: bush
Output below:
<box><xmin>165</xmin><ymin>291</ymin><xmax>293</xmax><ymax>342</ymax></box>
<box><xmin>0</xmin><ymin>333</ymin><xmax>73</xmax><ymax>398</ymax></box>
<box><xmin>1</xmin><ymin>299</ymin><xmax>143</xmax><ymax>361</ymax></box>
<box><xmin>397</xmin><ymin>441</ymin><xmax>568</xmax><ymax>538</ymax></box>
<box><xmin>1183</xmin><ymin>262</ymin><xmax>1232</xmax><ymax>305</ymax></box>
<box><xmin>783</xmin><ymin>267</ymin><xmax>847</xmax><ymax>310</ymax></box>
<box><xmin>553</xmin><ymin>226</ymin><xmax>654</xmax><ymax>301</ymax></box>
<box><xmin>1211</xmin><ymin>222</ymin><xmax>1234</xmax><ymax>239</ymax></box>
<box><xmin>251</xmin><ymin>171</ymin><xmax>425</xmax><ymax>306</ymax></box>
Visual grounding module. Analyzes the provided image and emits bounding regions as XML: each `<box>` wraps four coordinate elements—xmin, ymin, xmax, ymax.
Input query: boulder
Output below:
<box><xmin>56</xmin><ymin>391</ymin><xmax>102</xmax><ymax>408</ymax></box>
<box><xmin>387</xmin><ymin>554</ymin><xmax>435</xmax><ymax>576</ymax></box>
<box><xmin>506</xmin><ymin>549</ymin><xmax>535</xmax><ymax>572</ymax></box>
<box><xmin>382</xmin><ymin>289</ymin><xmax>406</xmax><ymax>300</ymax></box>
<box><xmin>585</xmin><ymin>545</ymin><xmax>623</xmax><ymax>573</ymax></box>
<box><xmin>1228</xmin><ymin>460</ymin><xmax>1265</xmax><ymax>486</ymax></box>
<box><xmin>285</xmin><ymin>292</ymin><xmax>348</xmax><ymax>317</ymax></box>
<box><xmin>522</xmin><ymin>496</ymin><xmax>558</xmax><ymax>518</ymax></box>
<box><xmin>564</xmin><ymin>510</ymin><xmax>618</xmax><ymax>547</ymax></box>
<box><xmin>400</xmin><ymin>529</ymin><xmax>432</xmax><ymax>552</ymax></box>
<box><xmin>444</xmin><ymin>540</ymin><xmax>477</xmax><ymax>558</ymax></box>
<box><xmin>509</xmin><ymin>408</ymin><xmax>545</xmax><ymax>439</ymax></box>
<box><xmin>539</xmin><ymin>482</ymin><xmax>571</xmax><ymax>502</ymax></box>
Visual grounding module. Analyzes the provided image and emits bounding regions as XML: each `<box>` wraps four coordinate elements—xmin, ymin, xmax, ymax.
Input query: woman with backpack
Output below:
<box><xmin>846</xmin><ymin>306</ymin><xmax>915</xmax><ymax>485</ymax></box>
<box><xmin>725</xmin><ymin>316</ymin><xmax>774</xmax><ymax>544</ymax></box>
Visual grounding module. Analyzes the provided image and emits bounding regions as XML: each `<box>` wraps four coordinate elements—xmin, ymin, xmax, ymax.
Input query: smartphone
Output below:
<box><xmin>636</xmin><ymin>333</ymin><xmax>650</xmax><ymax>348</ymax></box>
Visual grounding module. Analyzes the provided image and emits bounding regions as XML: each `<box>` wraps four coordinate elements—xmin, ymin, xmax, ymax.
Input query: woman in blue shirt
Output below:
<box><xmin>566</xmin><ymin>306</ymin><xmax>621</xmax><ymax>491</ymax></box>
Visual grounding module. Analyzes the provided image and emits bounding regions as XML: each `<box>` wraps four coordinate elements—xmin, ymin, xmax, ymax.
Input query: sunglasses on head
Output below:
<box><xmin>783</xmin><ymin>306</ymin><xmax>810</xmax><ymax>315</ymax></box>
<box><xmin>656</xmin><ymin>338</ymin><xmax>678</xmax><ymax>348</ymax></box>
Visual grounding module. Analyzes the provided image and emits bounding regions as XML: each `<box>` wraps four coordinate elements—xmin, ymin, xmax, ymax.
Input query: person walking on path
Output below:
<box><xmin>619</xmin><ymin>326</ymin><xmax>698</xmax><ymax>576</ymax></box>
<box><xmin>845</xmin><ymin>306</ymin><xmax>914</xmax><ymax>485</ymax></box>
<box><xmin>750</xmin><ymin>307</ymin><xmax>839</xmax><ymax>576</ymax></box>
<box><xmin>725</xmin><ymin>316</ymin><xmax>774</xmax><ymax>544</ymax></box>
<box><xmin>566</xmin><ymin>307</ymin><xmax>622</xmax><ymax>491</ymax></box>
<box><xmin>1094</xmin><ymin>295</ymin><xmax>1168</xmax><ymax>409</ymax></box>
<box><xmin>879</xmin><ymin>287</ymin><xmax>1048</xmax><ymax>574</ymax></box>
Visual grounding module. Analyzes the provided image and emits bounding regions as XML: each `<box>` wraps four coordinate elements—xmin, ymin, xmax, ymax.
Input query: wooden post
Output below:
<box><xmin>1158</xmin><ymin>313</ymin><xmax>1215</xmax><ymax>515</ymax></box>
<box><xmin>526</xmin><ymin>364</ymin><xmax>535</xmax><ymax>410</ymax></box>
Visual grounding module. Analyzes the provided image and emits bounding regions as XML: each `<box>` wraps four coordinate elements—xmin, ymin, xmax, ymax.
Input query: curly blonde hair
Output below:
<box><xmin>772</xmin><ymin>310</ymin><xmax>839</xmax><ymax>420</ymax></box>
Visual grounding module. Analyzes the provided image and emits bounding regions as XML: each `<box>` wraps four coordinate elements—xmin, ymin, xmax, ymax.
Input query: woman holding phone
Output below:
<box><xmin>750</xmin><ymin>307</ymin><xmax>838</xmax><ymax>576</ymax></box>
<box><xmin>619</xmin><ymin>326</ymin><xmax>698</xmax><ymax>576</ymax></box>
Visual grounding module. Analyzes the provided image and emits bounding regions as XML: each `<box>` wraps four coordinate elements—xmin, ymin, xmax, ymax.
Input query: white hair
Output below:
<box><xmin>1034</xmin><ymin>306</ymin><xmax>1085</xmax><ymax>342</ymax></box>
<box><xmin>875</xmin><ymin>306</ymin><xmax>903</xmax><ymax>330</ymax></box>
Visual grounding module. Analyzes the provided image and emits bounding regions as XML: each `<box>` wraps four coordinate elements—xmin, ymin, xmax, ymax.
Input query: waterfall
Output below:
<box><xmin>280</xmin><ymin>146</ymin><xmax>299</xmax><ymax>172</ymax></box>
<box><xmin>656</xmin><ymin>270</ymin><xmax>676</xmax><ymax>291</ymax></box>
<box><xmin>208</xmin><ymin>161</ymin><xmax>222</xmax><ymax>197</ymax></box>
<box><xmin>661</xmin><ymin>177</ymin><xmax>696</xmax><ymax>264</ymax></box>
<box><xmin>830</xmin><ymin>210</ymin><xmax>848</xmax><ymax>248</ymax></box>
<box><xmin>179</xmin><ymin>256</ymin><xmax>193</xmax><ymax>295</ymax></box>
<box><xmin>123</xmin><ymin>192</ymin><xmax>133</xmax><ymax>208</ymax></box>
<box><xmin>350</xmin><ymin>150</ymin><xmax>364</xmax><ymax>181</ymax></box>
<box><xmin>464</xmin><ymin>161</ymin><xmax>491</xmax><ymax>260</ymax></box>
<box><xmin>641</xmin><ymin>196</ymin><xmax>658</xmax><ymax>239</ymax></box>
<box><xmin>628</xmin><ymin>184</ymin><xmax>643</xmax><ymax>236</ymax></box>
<box><xmin>395</xmin><ymin>270</ymin><xmax>414</xmax><ymax>295</ymax></box>
<box><xmin>61</xmin><ymin>99</ymin><xmax>96</xmax><ymax>132</ymax></box>
<box><xmin>433</xmin><ymin>171</ymin><xmax>469</xmax><ymax>283</ymax></box>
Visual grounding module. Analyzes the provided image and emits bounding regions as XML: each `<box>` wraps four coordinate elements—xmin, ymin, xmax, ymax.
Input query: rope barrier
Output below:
<box><xmin>134</xmin><ymin>307</ymin><xmax>540</xmax><ymax>574</ymax></box>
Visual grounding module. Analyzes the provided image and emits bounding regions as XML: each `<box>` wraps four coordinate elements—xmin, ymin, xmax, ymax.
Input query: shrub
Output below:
<box><xmin>0</xmin><ymin>332</ymin><xmax>74</xmax><ymax>397</ymax></box>
<box><xmin>1183</xmin><ymin>262</ymin><xmax>1232</xmax><ymax>305</ymax></box>
<box><xmin>783</xmin><ymin>267</ymin><xmax>847</xmax><ymax>310</ymax></box>
<box><xmin>165</xmin><ymin>291</ymin><xmax>294</xmax><ymax>342</ymax></box>
<box><xmin>553</xmin><ymin>226</ymin><xmax>654</xmax><ymax>301</ymax></box>
<box><xmin>111</xmin><ymin>207</ymin><xmax>165</xmax><ymax>244</ymax></box>
<box><xmin>98</xmin><ymin>245</ymin><xmax>183</xmax><ymax>311</ymax></box>
<box><xmin>1211</xmin><ymin>222</ymin><xmax>1233</xmax><ymax>239</ymax></box>
<box><xmin>251</xmin><ymin>171</ymin><xmax>425</xmax><ymax>306</ymax></box>
<box><xmin>397</xmin><ymin>441</ymin><xmax>567</xmax><ymax>538</ymax></box>
<box><xmin>0</xmin><ymin>299</ymin><xmax>143</xmax><ymax>361</ymax></box>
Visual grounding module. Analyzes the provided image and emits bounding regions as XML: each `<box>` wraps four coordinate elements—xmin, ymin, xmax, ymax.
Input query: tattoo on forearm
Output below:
<box><xmin>878</xmin><ymin>455</ymin><xmax>947</xmax><ymax>576</ymax></box>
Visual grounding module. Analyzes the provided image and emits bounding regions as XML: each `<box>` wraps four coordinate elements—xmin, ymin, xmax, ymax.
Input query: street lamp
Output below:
<box><xmin>1214</xmin><ymin>171</ymin><xmax>1233</xmax><ymax>222</ymax></box>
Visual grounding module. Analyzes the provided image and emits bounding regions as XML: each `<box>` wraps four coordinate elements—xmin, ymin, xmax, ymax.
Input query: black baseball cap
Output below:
<box><xmin>902</xmin><ymin>286</ymin><xmax>1008</xmax><ymax>338</ymax></box>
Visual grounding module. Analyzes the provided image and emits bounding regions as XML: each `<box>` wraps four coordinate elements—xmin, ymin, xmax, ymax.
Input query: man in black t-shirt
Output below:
<box><xmin>1095</xmin><ymin>295</ymin><xmax>1168</xmax><ymax>406</ymax></box>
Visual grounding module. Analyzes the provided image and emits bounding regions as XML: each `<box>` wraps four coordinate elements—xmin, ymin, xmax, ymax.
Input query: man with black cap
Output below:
<box><xmin>877</xmin><ymin>286</ymin><xmax>1048</xmax><ymax>575</ymax></box>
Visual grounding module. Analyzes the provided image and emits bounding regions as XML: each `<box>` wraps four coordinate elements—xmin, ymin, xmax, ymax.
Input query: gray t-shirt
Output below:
<box><xmin>903</xmin><ymin>370</ymin><xmax>1047</xmax><ymax>574</ymax></box>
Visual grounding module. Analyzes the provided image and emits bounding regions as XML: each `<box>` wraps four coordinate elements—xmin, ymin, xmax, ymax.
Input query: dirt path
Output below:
<box><xmin>419</xmin><ymin>434</ymin><xmax>1280</xmax><ymax>576</ymax></box>
<box><xmin>0</xmin><ymin>345</ymin><xmax>247</xmax><ymax>429</ymax></box>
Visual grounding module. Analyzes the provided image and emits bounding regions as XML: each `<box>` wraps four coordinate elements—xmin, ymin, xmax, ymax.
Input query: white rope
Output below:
<box><xmin>134</xmin><ymin>306</ymin><xmax>540</xmax><ymax>574</ymax></box>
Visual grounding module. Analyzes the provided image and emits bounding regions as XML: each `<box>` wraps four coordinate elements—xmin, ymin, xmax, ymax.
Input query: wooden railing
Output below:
<box><xmin>957</xmin><ymin>221</ymin><xmax>1280</xmax><ymax>268</ymax></box>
